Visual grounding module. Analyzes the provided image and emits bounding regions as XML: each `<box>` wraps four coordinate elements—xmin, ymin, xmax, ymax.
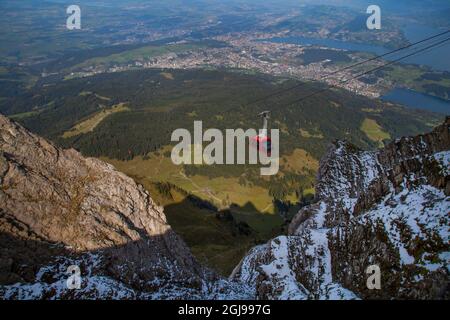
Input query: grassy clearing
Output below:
<box><xmin>280</xmin><ymin>148</ymin><xmax>319</xmax><ymax>174</ymax></box>
<box><xmin>160</xmin><ymin>72</ymin><xmax>174</xmax><ymax>80</ymax></box>
<box><xmin>79</xmin><ymin>91</ymin><xmax>111</xmax><ymax>101</ymax></box>
<box><xmin>361</xmin><ymin>118</ymin><xmax>391</xmax><ymax>147</ymax></box>
<box><xmin>298</xmin><ymin>128</ymin><xmax>324</xmax><ymax>139</ymax></box>
<box><xmin>10</xmin><ymin>100</ymin><xmax>55</xmax><ymax>120</ymax></box>
<box><xmin>62</xmin><ymin>103</ymin><xmax>129</xmax><ymax>138</ymax></box>
<box><xmin>105</xmin><ymin>145</ymin><xmax>319</xmax><ymax>215</ymax></box>
<box><xmin>362</xmin><ymin>107</ymin><xmax>382</xmax><ymax>113</ymax></box>
<box><xmin>94</xmin><ymin>93</ymin><xmax>111</xmax><ymax>101</ymax></box>
<box><xmin>105</xmin><ymin>147</ymin><xmax>275</xmax><ymax>214</ymax></box>
<box><xmin>10</xmin><ymin>110</ymin><xmax>41</xmax><ymax>120</ymax></box>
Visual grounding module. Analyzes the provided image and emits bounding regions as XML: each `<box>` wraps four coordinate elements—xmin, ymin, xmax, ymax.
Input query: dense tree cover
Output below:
<box><xmin>5</xmin><ymin>68</ymin><xmax>441</xmax><ymax>180</ymax></box>
<box><xmin>1</xmin><ymin>66</ymin><xmax>443</xmax><ymax>236</ymax></box>
<box><xmin>417</xmin><ymin>72</ymin><xmax>450</xmax><ymax>82</ymax></box>
<box><xmin>422</xmin><ymin>84</ymin><xmax>450</xmax><ymax>100</ymax></box>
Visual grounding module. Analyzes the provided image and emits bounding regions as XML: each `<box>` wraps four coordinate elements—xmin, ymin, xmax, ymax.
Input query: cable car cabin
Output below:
<box><xmin>251</xmin><ymin>134</ymin><xmax>272</xmax><ymax>157</ymax></box>
<box><xmin>251</xmin><ymin>110</ymin><xmax>272</xmax><ymax>157</ymax></box>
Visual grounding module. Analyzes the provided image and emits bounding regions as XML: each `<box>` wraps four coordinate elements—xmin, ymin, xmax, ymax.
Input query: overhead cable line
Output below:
<box><xmin>277</xmin><ymin>36</ymin><xmax>450</xmax><ymax>108</ymax></box>
<box><xmin>242</xmin><ymin>29</ymin><xmax>450</xmax><ymax>107</ymax></box>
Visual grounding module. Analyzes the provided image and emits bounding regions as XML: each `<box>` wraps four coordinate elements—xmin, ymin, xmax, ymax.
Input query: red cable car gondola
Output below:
<box><xmin>251</xmin><ymin>111</ymin><xmax>272</xmax><ymax>157</ymax></box>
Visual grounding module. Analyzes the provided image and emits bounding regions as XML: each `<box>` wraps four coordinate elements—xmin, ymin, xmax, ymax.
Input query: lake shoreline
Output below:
<box><xmin>381</xmin><ymin>87</ymin><xmax>450</xmax><ymax>115</ymax></box>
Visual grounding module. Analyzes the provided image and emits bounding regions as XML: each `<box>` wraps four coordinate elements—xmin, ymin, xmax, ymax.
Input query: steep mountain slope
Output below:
<box><xmin>1</xmin><ymin>114</ymin><xmax>448</xmax><ymax>300</ymax></box>
<box><xmin>0</xmin><ymin>114</ymin><xmax>248</xmax><ymax>299</ymax></box>
<box><xmin>5</xmin><ymin>68</ymin><xmax>441</xmax><ymax>269</ymax></box>
<box><xmin>231</xmin><ymin>117</ymin><xmax>449</xmax><ymax>299</ymax></box>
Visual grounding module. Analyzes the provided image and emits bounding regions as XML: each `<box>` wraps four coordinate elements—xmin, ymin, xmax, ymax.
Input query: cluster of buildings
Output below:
<box><xmin>67</xmin><ymin>33</ymin><xmax>384</xmax><ymax>98</ymax></box>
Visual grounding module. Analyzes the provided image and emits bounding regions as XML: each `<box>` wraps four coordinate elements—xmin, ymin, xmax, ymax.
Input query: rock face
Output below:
<box><xmin>0</xmin><ymin>115</ymin><xmax>248</xmax><ymax>299</ymax></box>
<box><xmin>1</xmin><ymin>113</ymin><xmax>448</xmax><ymax>300</ymax></box>
<box><xmin>232</xmin><ymin>117</ymin><xmax>449</xmax><ymax>300</ymax></box>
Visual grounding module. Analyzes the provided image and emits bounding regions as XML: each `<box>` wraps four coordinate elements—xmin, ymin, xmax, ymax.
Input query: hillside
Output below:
<box><xmin>1</xmin><ymin>114</ymin><xmax>448</xmax><ymax>299</ymax></box>
<box><xmin>231</xmin><ymin>117</ymin><xmax>449</xmax><ymax>299</ymax></box>
<box><xmin>2</xmin><ymin>68</ymin><xmax>444</xmax><ymax>276</ymax></box>
<box><xmin>0</xmin><ymin>114</ymin><xmax>248</xmax><ymax>299</ymax></box>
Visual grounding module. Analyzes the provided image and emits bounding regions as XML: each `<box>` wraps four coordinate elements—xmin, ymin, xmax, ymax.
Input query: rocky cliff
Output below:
<box><xmin>231</xmin><ymin>117</ymin><xmax>449</xmax><ymax>299</ymax></box>
<box><xmin>1</xmin><ymin>114</ymin><xmax>448</xmax><ymax>300</ymax></box>
<box><xmin>0</xmin><ymin>114</ymin><xmax>248</xmax><ymax>299</ymax></box>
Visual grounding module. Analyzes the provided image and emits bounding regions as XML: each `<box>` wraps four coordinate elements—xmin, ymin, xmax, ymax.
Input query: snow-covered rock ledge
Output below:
<box><xmin>232</xmin><ymin>117</ymin><xmax>449</xmax><ymax>300</ymax></box>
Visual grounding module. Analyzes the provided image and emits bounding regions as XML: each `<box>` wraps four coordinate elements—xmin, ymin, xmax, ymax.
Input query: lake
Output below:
<box><xmin>381</xmin><ymin>88</ymin><xmax>450</xmax><ymax>114</ymax></box>
<box><xmin>401</xmin><ymin>24</ymin><xmax>450</xmax><ymax>72</ymax></box>
<box><xmin>268</xmin><ymin>36</ymin><xmax>388</xmax><ymax>55</ymax></box>
<box><xmin>267</xmin><ymin>25</ymin><xmax>450</xmax><ymax>72</ymax></box>
<box><xmin>266</xmin><ymin>24</ymin><xmax>450</xmax><ymax>114</ymax></box>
